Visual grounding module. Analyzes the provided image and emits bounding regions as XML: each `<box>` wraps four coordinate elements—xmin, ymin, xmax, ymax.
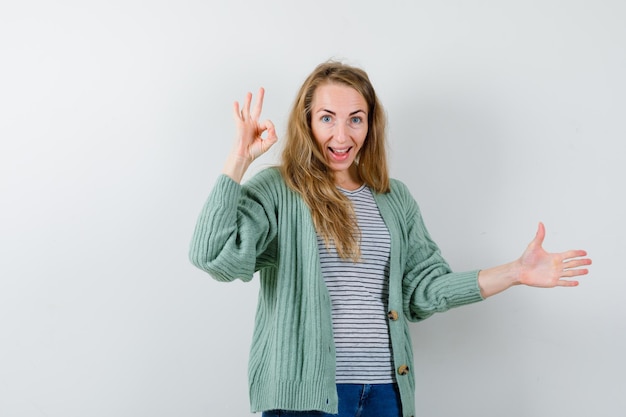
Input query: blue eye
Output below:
<box><xmin>321</xmin><ymin>115</ymin><xmax>332</xmax><ymax>123</ymax></box>
<box><xmin>351</xmin><ymin>116</ymin><xmax>362</xmax><ymax>124</ymax></box>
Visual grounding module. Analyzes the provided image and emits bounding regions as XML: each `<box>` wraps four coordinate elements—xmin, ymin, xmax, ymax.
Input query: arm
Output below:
<box><xmin>188</xmin><ymin>174</ymin><xmax>278</xmax><ymax>282</ymax></box>
<box><xmin>478</xmin><ymin>222</ymin><xmax>591</xmax><ymax>298</ymax></box>
<box><xmin>399</xmin><ymin>186</ymin><xmax>483</xmax><ymax>321</ymax></box>
<box><xmin>188</xmin><ymin>88</ymin><xmax>279</xmax><ymax>281</ymax></box>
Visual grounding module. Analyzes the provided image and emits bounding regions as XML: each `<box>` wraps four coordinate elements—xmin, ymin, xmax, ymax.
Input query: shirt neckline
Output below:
<box><xmin>337</xmin><ymin>184</ymin><xmax>367</xmax><ymax>194</ymax></box>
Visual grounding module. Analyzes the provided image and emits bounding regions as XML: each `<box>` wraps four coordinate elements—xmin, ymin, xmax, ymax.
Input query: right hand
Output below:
<box><xmin>231</xmin><ymin>87</ymin><xmax>278</xmax><ymax>164</ymax></box>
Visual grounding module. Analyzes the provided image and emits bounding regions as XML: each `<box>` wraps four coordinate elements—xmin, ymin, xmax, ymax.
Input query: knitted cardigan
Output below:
<box><xmin>189</xmin><ymin>167</ymin><xmax>483</xmax><ymax>417</ymax></box>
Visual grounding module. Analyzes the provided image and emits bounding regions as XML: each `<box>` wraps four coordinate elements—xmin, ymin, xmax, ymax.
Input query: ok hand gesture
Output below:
<box><xmin>223</xmin><ymin>88</ymin><xmax>278</xmax><ymax>182</ymax></box>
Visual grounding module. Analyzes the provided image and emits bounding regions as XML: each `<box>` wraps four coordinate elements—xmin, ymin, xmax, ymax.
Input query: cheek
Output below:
<box><xmin>311</xmin><ymin>126</ymin><xmax>330</xmax><ymax>153</ymax></box>
<box><xmin>357</xmin><ymin>129</ymin><xmax>368</xmax><ymax>148</ymax></box>
<box><xmin>311</xmin><ymin>125</ymin><xmax>323</xmax><ymax>145</ymax></box>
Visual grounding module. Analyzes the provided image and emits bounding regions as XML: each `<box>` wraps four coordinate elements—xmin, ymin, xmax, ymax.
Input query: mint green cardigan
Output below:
<box><xmin>189</xmin><ymin>167</ymin><xmax>483</xmax><ymax>417</ymax></box>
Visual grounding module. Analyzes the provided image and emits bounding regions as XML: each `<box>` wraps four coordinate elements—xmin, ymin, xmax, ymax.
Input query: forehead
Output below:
<box><xmin>312</xmin><ymin>83</ymin><xmax>368</xmax><ymax>111</ymax></box>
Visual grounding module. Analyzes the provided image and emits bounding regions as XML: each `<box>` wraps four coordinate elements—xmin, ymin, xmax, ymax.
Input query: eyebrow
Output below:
<box><xmin>317</xmin><ymin>109</ymin><xmax>366</xmax><ymax>116</ymax></box>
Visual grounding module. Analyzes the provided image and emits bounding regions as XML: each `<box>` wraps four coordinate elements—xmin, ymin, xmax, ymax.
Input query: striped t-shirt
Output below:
<box><xmin>317</xmin><ymin>185</ymin><xmax>394</xmax><ymax>384</ymax></box>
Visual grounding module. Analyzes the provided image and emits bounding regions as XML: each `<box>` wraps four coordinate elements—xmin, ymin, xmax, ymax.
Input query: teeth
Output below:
<box><xmin>331</xmin><ymin>147</ymin><xmax>349</xmax><ymax>154</ymax></box>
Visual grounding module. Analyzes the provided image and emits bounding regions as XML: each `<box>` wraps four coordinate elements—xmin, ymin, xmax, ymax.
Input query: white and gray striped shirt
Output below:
<box><xmin>317</xmin><ymin>185</ymin><xmax>394</xmax><ymax>384</ymax></box>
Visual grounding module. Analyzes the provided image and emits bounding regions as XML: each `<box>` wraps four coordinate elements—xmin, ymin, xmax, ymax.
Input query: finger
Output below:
<box><xmin>260</xmin><ymin>119</ymin><xmax>278</xmax><ymax>143</ymax></box>
<box><xmin>251</xmin><ymin>87</ymin><xmax>265</xmax><ymax>121</ymax></box>
<box><xmin>242</xmin><ymin>92</ymin><xmax>253</xmax><ymax>119</ymax></box>
<box><xmin>563</xmin><ymin>256</ymin><xmax>592</xmax><ymax>269</ymax></box>
<box><xmin>556</xmin><ymin>279</ymin><xmax>579</xmax><ymax>287</ymax></box>
<box><xmin>562</xmin><ymin>267</ymin><xmax>589</xmax><ymax>277</ymax></box>
<box><xmin>562</xmin><ymin>266</ymin><xmax>590</xmax><ymax>277</ymax></box>
<box><xmin>233</xmin><ymin>101</ymin><xmax>242</xmax><ymax>120</ymax></box>
<box><xmin>560</xmin><ymin>249</ymin><xmax>589</xmax><ymax>262</ymax></box>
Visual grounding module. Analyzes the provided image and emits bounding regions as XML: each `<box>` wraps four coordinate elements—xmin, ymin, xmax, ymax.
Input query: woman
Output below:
<box><xmin>189</xmin><ymin>61</ymin><xmax>591</xmax><ymax>417</ymax></box>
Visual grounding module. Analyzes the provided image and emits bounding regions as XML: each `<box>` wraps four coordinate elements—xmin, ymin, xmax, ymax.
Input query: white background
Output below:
<box><xmin>1</xmin><ymin>1</ymin><xmax>624</xmax><ymax>416</ymax></box>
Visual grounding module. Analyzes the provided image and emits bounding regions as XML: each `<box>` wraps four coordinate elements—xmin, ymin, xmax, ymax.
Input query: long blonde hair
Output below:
<box><xmin>280</xmin><ymin>61</ymin><xmax>390</xmax><ymax>260</ymax></box>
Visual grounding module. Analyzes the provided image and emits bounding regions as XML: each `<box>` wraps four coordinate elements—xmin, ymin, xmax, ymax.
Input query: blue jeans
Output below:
<box><xmin>261</xmin><ymin>383</ymin><xmax>402</xmax><ymax>417</ymax></box>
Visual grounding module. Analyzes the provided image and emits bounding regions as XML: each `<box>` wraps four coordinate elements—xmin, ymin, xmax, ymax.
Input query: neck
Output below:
<box><xmin>333</xmin><ymin>165</ymin><xmax>363</xmax><ymax>191</ymax></box>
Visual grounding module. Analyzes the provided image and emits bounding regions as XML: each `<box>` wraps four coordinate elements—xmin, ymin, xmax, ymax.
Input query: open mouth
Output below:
<box><xmin>329</xmin><ymin>147</ymin><xmax>352</xmax><ymax>155</ymax></box>
<box><xmin>328</xmin><ymin>146</ymin><xmax>352</xmax><ymax>162</ymax></box>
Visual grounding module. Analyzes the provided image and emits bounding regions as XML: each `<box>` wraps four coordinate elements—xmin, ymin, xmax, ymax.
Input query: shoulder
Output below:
<box><xmin>374</xmin><ymin>177</ymin><xmax>421</xmax><ymax>219</ymax></box>
<box><xmin>388</xmin><ymin>178</ymin><xmax>412</xmax><ymax>195</ymax></box>
<box><xmin>242</xmin><ymin>167</ymin><xmax>297</xmax><ymax>206</ymax></box>
<box><xmin>386</xmin><ymin>178</ymin><xmax>417</xmax><ymax>204</ymax></box>
<box><xmin>244</xmin><ymin>166</ymin><xmax>285</xmax><ymax>190</ymax></box>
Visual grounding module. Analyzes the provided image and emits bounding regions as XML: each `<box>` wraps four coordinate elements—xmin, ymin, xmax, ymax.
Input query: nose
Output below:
<box><xmin>334</xmin><ymin>122</ymin><xmax>348</xmax><ymax>143</ymax></box>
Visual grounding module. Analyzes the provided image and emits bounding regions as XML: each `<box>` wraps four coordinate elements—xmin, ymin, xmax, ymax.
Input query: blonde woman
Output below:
<box><xmin>189</xmin><ymin>62</ymin><xmax>591</xmax><ymax>417</ymax></box>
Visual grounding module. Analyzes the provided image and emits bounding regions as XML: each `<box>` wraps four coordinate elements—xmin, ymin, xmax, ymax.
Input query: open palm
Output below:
<box><xmin>518</xmin><ymin>222</ymin><xmax>591</xmax><ymax>288</ymax></box>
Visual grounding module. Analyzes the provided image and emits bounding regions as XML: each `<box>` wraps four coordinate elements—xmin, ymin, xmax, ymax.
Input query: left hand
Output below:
<box><xmin>517</xmin><ymin>222</ymin><xmax>592</xmax><ymax>287</ymax></box>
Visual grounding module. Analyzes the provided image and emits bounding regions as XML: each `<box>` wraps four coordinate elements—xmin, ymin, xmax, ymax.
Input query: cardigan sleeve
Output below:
<box><xmin>398</xmin><ymin>183</ymin><xmax>484</xmax><ymax>322</ymax></box>
<box><xmin>188</xmin><ymin>172</ymin><xmax>278</xmax><ymax>282</ymax></box>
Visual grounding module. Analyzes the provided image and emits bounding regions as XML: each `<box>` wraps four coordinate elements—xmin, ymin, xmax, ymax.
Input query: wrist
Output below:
<box><xmin>509</xmin><ymin>259</ymin><xmax>523</xmax><ymax>286</ymax></box>
<box><xmin>223</xmin><ymin>153</ymin><xmax>252</xmax><ymax>183</ymax></box>
<box><xmin>478</xmin><ymin>260</ymin><xmax>521</xmax><ymax>298</ymax></box>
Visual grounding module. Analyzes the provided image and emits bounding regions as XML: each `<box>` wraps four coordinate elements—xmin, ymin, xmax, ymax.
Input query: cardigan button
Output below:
<box><xmin>397</xmin><ymin>364</ymin><xmax>409</xmax><ymax>375</ymax></box>
<box><xmin>387</xmin><ymin>310</ymin><xmax>399</xmax><ymax>321</ymax></box>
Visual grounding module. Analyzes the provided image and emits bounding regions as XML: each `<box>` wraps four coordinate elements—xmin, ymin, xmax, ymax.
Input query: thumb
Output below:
<box><xmin>262</xmin><ymin>120</ymin><xmax>279</xmax><ymax>147</ymax></box>
<box><xmin>531</xmin><ymin>221</ymin><xmax>546</xmax><ymax>248</ymax></box>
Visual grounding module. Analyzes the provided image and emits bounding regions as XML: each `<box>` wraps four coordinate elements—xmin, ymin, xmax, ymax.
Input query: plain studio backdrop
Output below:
<box><xmin>1</xmin><ymin>1</ymin><xmax>624</xmax><ymax>416</ymax></box>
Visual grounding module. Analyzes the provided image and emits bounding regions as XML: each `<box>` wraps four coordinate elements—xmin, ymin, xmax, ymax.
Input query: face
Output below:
<box><xmin>310</xmin><ymin>83</ymin><xmax>369</xmax><ymax>183</ymax></box>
